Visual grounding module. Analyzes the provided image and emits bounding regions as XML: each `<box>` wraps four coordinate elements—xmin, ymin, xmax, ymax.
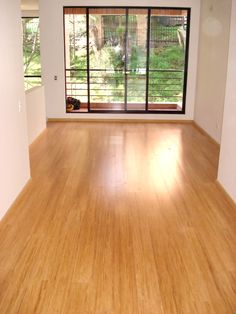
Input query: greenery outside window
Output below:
<box><xmin>22</xmin><ymin>17</ymin><xmax>42</xmax><ymax>90</ymax></box>
<box><xmin>64</xmin><ymin>7</ymin><xmax>190</xmax><ymax>114</ymax></box>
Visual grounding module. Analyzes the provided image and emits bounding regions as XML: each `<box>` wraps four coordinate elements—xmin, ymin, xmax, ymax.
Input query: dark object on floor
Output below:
<box><xmin>66</xmin><ymin>97</ymin><xmax>81</xmax><ymax>110</ymax></box>
<box><xmin>66</xmin><ymin>103</ymin><xmax>74</xmax><ymax>112</ymax></box>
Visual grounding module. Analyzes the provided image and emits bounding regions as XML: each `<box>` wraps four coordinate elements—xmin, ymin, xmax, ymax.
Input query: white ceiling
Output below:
<box><xmin>21</xmin><ymin>0</ymin><xmax>39</xmax><ymax>10</ymax></box>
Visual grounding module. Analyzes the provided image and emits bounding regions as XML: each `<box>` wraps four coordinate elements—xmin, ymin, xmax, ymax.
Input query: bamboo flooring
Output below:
<box><xmin>0</xmin><ymin>122</ymin><xmax>236</xmax><ymax>313</ymax></box>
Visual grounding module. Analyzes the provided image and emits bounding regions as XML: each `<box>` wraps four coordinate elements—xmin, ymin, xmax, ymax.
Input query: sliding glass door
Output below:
<box><xmin>126</xmin><ymin>9</ymin><xmax>148</xmax><ymax>111</ymax></box>
<box><xmin>148</xmin><ymin>9</ymin><xmax>188</xmax><ymax>111</ymax></box>
<box><xmin>89</xmin><ymin>8</ymin><xmax>126</xmax><ymax>111</ymax></box>
<box><xmin>64</xmin><ymin>8</ymin><xmax>88</xmax><ymax>112</ymax></box>
<box><xmin>64</xmin><ymin>7</ymin><xmax>190</xmax><ymax>114</ymax></box>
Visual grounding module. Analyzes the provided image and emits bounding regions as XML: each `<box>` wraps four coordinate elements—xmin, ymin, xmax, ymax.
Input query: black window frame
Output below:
<box><xmin>63</xmin><ymin>6</ymin><xmax>191</xmax><ymax>115</ymax></box>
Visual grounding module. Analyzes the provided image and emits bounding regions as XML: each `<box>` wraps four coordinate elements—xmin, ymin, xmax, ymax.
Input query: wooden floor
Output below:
<box><xmin>1</xmin><ymin>122</ymin><xmax>236</xmax><ymax>313</ymax></box>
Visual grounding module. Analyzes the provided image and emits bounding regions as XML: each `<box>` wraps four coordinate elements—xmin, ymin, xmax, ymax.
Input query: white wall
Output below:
<box><xmin>218</xmin><ymin>0</ymin><xmax>236</xmax><ymax>203</ymax></box>
<box><xmin>26</xmin><ymin>86</ymin><xmax>46</xmax><ymax>144</ymax></box>
<box><xmin>39</xmin><ymin>0</ymin><xmax>200</xmax><ymax>120</ymax></box>
<box><xmin>0</xmin><ymin>0</ymin><xmax>31</xmax><ymax>219</ymax></box>
<box><xmin>21</xmin><ymin>10</ymin><xmax>39</xmax><ymax>17</ymax></box>
<box><xmin>194</xmin><ymin>0</ymin><xmax>232</xmax><ymax>143</ymax></box>
<box><xmin>21</xmin><ymin>0</ymin><xmax>39</xmax><ymax>11</ymax></box>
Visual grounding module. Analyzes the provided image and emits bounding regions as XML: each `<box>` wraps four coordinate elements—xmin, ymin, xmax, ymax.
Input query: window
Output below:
<box><xmin>63</xmin><ymin>7</ymin><xmax>190</xmax><ymax>114</ymax></box>
<box><xmin>22</xmin><ymin>17</ymin><xmax>42</xmax><ymax>90</ymax></box>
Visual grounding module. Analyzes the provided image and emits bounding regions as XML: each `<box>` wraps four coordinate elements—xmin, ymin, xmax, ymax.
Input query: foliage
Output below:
<box><xmin>150</xmin><ymin>46</ymin><xmax>184</xmax><ymax>70</ymax></box>
<box><xmin>66</xmin><ymin>14</ymin><xmax>186</xmax><ymax>104</ymax></box>
<box><xmin>70</xmin><ymin>55</ymin><xmax>87</xmax><ymax>70</ymax></box>
<box><xmin>22</xmin><ymin>18</ymin><xmax>41</xmax><ymax>76</ymax></box>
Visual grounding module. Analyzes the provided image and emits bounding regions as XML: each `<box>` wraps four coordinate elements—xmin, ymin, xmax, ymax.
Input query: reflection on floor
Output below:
<box><xmin>1</xmin><ymin>122</ymin><xmax>236</xmax><ymax>313</ymax></box>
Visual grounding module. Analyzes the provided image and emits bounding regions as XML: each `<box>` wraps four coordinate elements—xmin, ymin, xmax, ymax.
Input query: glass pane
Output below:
<box><xmin>22</xmin><ymin>17</ymin><xmax>42</xmax><ymax>89</ymax></box>
<box><xmin>89</xmin><ymin>8</ymin><xmax>126</xmax><ymax>111</ymax></box>
<box><xmin>127</xmin><ymin>9</ymin><xmax>148</xmax><ymax>111</ymax></box>
<box><xmin>24</xmin><ymin>77</ymin><xmax>41</xmax><ymax>90</ymax></box>
<box><xmin>64</xmin><ymin>9</ymin><xmax>88</xmax><ymax>112</ymax></box>
<box><xmin>90</xmin><ymin>69</ymin><xmax>125</xmax><ymax>110</ymax></box>
<box><xmin>148</xmin><ymin>9</ymin><xmax>188</xmax><ymax>111</ymax></box>
<box><xmin>66</xmin><ymin>69</ymin><xmax>88</xmax><ymax>112</ymax></box>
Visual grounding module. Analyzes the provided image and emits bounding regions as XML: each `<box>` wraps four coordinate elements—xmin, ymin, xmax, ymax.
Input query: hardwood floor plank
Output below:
<box><xmin>0</xmin><ymin>122</ymin><xmax>236</xmax><ymax>313</ymax></box>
